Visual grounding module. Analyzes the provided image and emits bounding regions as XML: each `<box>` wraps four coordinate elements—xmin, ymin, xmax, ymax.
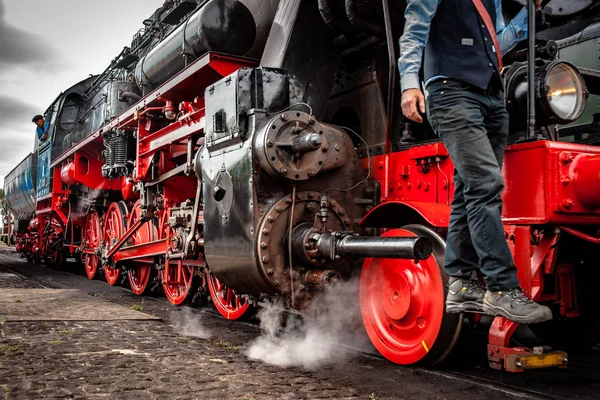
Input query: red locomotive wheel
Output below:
<box><xmin>161</xmin><ymin>260</ymin><xmax>197</xmax><ymax>305</ymax></box>
<box><xmin>129</xmin><ymin>263</ymin><xmax>153</xmax><ymax>295</ymax></box>
<box><xmin>207</xmin><ymin>273</ymin><xmax>251</xmax><ymax>320</ymax></box>
<box><xmin>360</xmin><ymin>225</ymin><xmax>462</xmax><ymax>366</ymax></box>
<box><xmin>103</xmin><ymin>202</ymin><xmax>128</xmax><ymax>286</ymax></box>
<box><xmin>83</xmin><ymin>212</ymin><xmax>101</xmax><ymax>280</ymax></box>
<box><xmin>127</xmin><ymin>201</ymin><xmax>158</xmax><ymax>295</ymax></box>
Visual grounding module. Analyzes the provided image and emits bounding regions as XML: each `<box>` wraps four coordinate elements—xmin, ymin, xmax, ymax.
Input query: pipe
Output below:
<box><xmin>559</xmin><ymin>226</ymin><xmax>600</xmax><ymax>245</ymax></box>
<box><xmin>381</xmin><ymin>0</ymin><xmax>396</xmax><ymax>154</ymax></box>
<box><xmin>300</xmin><ymin>230</ymin><xmax>433</xmax><ymax>262</ymax></box>
<box><xmin>527</xmin><ymin>0</ymin><xmax>536</xmax><ymax>139</ymax></box>
<box><xmin>334</xmin><ymin>235</ymin><xmax>432</xmax><ymax>260</ymax></box>
<box><xmin>345</xmin><ymin>0</ymin><xmax>384</xmax><ymax>37</ymax></box>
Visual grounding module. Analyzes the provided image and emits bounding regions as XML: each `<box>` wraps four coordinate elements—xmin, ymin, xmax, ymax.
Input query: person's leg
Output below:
<box><xmin>427</xmin><ymin>79</ymin><xmax>551</xmax><ymax>323</ymax></box>
<box><xmin>444</xmin><ymin>170</ymin><xmax>486</xmax><ymax>313</ymax></box>
<box><xmin>426</xmin><ymin>80</ymin><xmax>493</xmax><ymax>313</ymax></box>
<box><xmin>444</xmin><ymin>170</ymin><xmax>480</xmax><ymax>278</ymax></box>
<box><xmin>427</xmin><ymin>80</ymin><xmax>514</xmax><ymax>288</ymax></box>
<box><xmin>481</xmin><ymin>89</ymin><xmax>519</xmax><ymax>291</ymax></box>
<box><xmin>480</xmin><ymin>87</ymin><xmax>553</xmax><ymax>323</ymax></box>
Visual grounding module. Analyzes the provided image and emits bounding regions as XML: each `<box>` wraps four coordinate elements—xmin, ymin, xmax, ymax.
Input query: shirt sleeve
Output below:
<box><xmin>496</xmin><ymin>0</ymin><xmax>528</xmax><ymax>55</ymax></box>
<box><xmin>398</xmin><ymin>0</ymin><xmax>441</xmax><ymax>92</ymax></box>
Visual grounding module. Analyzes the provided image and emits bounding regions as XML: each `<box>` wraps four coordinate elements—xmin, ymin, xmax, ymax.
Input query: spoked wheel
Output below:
<box><xmin>160</xmin><ymin>260</ymin><xmax>198</xmax><ymax>305</ymax></box>
<box><xmin>83</xmin><ymin>211</ymin><xmax>101</xmax><ymax>279</ymax></box>
<box><xmin>126</xmin><ymin>201</ymin><xmax>158</xmax><ymax>295</ymax></box>
<box><xmin>102</xmin><ymin>201</ymin><xmax>128</xmax><ymax>286</ymax></box>
<box><xmin>360</xmin><ymin>225</ymin><xmax>463</xmax><ymax>366</ymax></box>
<box><xmin>207</xmin><ymin>273</ymin><xmax>252</xmax><ymax>320</ymax></box>
<box><xmin>129</xmin><ymin>263</ymin><xmax>155</xmax><ymax>295</ymax></box>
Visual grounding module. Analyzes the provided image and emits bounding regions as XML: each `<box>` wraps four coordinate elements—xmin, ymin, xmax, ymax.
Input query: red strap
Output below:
<box><xmin>471</xmin><ymin>0</ymin><xmax>503</xmax><ymax>71</ymax></box>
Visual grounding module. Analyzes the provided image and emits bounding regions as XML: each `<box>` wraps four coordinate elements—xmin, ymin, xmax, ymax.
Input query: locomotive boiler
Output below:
<box><xmin>5</xmin><ymin>0</ymin><xmax>600</xmax><ymax>372</ymax></box>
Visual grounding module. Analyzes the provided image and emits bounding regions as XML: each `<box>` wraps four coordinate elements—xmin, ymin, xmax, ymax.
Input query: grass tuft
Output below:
<box><xmin>216</xmin><ymin>340</ymin><xmax>240</xmax><ymax>351</ymax></box>
<box><xmin>0</xmin><ymin>344</ymin><xmax>20</xmax><ymax>355</ymax></box>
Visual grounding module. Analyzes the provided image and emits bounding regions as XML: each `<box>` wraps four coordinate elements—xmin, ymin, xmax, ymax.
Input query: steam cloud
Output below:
<box><xmin>171</xmin><ymin>307</ymin><xmax>212</xmax><ymax>339</ymax></box>
<box><xmin>245</xmin><ymin>278</ymin><xmax>370</xmax><ymax>370</ymax></box>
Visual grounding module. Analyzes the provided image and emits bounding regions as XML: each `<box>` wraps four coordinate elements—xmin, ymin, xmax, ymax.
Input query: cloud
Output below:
<box><xmin>0</xmin><ymin>95</ymin><xmax>40</xmax><ymax>127</ymax></box>
<box><xmin>0</xmin><ymin>1</ymin><xmax>59</xmax><ymax>72</ymax></box>
<box><xmin>0</xmin><ymin>95</ymin><xmax>37</xmax><ymax>183</ymax></box>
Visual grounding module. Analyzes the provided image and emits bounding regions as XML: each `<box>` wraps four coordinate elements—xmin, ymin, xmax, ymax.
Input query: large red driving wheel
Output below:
<box><xmin>160</xmin><ymin>260</ymin><xmax>197</xmax><ymax>305</ymax></box>
<box><xmin>126</xmin><ymin>201</ymin><xmax>157</xmax><ymax>295</ymax></box>
<box><xmin>83</xmin><ymin>211</ymin><xmax>101</xmax><ymax>279</ymax></box>
<box><xmin>207</xmin><ymin>273</ymin><xmax>251</xmax><ymax>320</ymax></box>
<box><xmin>102</xmin><ymin>201</ymin><xmax>128</xmax><ymax>286</ymax></box>
<box><xmin>360</xmin><ymin>225</ymin><xmax>462</xmax><ymax>365</ymax></box>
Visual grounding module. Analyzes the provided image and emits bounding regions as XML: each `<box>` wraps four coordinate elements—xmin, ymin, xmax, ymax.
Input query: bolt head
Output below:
<box><xmin>280</xmin><ymin>168</ymin><xmax>288</xmax><ymax>175</ymax></box>
<box><xmin>267</xmin><ymin>216</ymin><xmax>275</xmax><ymax>222</ymax></box>
<box><xmin>267</xmin><ymin>268</ymin><xmax>274</xmax><ymax>275</ymax></box>
<box><xmin>335</xmin><ymin>145</ymin><xmax>341</xmax><ymax>151</ymax></box>
<box><xmin>322</xmin><ymin>146</ymin><xmax>328</xmax><ymax>152</ymax></box>
<box><xmin>262</xmin><ymin>256</ymin><xmax>270</xmax><ymax>263</ymax></box>
<box><xmin>262</xmin><ymin>228</ymin><xmax>270</xmax><ymax>235</ymax></box>
<box><xmin>267</xmin><ymin>140</ymin><xmax>274</xmax><ymax>147</ymax></box>
<box><xmin>261</xmin><ymin>242</ymin><xmax>268</xmax><ymax>249</ymax></box>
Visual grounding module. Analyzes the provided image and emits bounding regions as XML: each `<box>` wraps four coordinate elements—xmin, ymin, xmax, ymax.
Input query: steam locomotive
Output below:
<box><xmin>4</xmin><ymin>0</ymin><xmax>600</xmax><ymax>372</ymax></box>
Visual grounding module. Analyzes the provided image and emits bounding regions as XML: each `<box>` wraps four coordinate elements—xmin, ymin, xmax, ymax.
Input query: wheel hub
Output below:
<box><xmin>382</xmin><ymin>273</ymin><xmax>411</xmax><ymax>320</ymax></box>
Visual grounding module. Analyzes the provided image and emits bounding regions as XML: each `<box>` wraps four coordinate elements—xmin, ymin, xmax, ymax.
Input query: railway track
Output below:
<box><xmin>2</xmin><ymin>252</ymin><xmax>600</xmax><ymax>400</ymax></box>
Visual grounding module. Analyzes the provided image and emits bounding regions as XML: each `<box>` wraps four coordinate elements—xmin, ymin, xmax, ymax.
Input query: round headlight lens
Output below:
<box><xmin>542</xmin><ymin>62</ymin><xmax>587</xmax><ymax>124</ymax></box>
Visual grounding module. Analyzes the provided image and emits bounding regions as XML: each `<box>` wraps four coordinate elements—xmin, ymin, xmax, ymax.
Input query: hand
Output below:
<box><xmin>401</xmin><ymin>89</ymin><xmax>426</xmax><ymax>123</ymax></box>
<box><xmin>42</xmin><ymin>133</ymin><xmax>48</xmax><ymax>141</ymax></box>
<box><xmin>536</xmin><ymin>0</ymin><xmax>543</xmax><ymax>11</ymax></box>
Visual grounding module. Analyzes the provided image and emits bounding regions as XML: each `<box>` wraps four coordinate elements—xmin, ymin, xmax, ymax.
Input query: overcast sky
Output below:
<box><xmin>0</xmin><ymin>0</ymin><xmax>164</xmax><ymax>186</ymax></box>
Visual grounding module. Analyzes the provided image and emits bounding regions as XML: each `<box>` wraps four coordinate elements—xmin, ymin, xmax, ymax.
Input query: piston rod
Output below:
<box><xmin>334</xmin><ymin>235</ymin><xmax>432</xmax><ymax>260</ymax></box>
<box><xmin>298</xmin><ymin>229</ymin><xmax>433</xmax><ymax>263</ymax></box>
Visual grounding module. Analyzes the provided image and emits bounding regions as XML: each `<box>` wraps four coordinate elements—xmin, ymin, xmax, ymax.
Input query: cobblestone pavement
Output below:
<box><xmin>1</xmin><ymin>252</ymin><xmax>599</xmax><ymax>400</ymax></box>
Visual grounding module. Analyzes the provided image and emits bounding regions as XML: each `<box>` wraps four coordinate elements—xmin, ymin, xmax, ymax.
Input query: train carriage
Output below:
<box><xmin>4</xmin><ymin>0</ymin><xmax>600</xmax><ymax>372</ymax></box>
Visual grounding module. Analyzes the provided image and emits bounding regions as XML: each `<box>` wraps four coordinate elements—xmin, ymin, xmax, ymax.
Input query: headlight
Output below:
<box><xmin>505</xmin><ymin>60</ymin><xmax>588</xmax><ymax>130</ymax></box>
<box><xmin>539</xmin><ymin>61</ymin><xmax>587</xmax><ymax>124</ymax></box>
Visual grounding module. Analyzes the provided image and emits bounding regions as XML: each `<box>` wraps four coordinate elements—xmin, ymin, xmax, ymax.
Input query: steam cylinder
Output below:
<box><xmin>134</xmin><ymin>0</ymin><xmax>256</xmax><ymax>90</ymax></box>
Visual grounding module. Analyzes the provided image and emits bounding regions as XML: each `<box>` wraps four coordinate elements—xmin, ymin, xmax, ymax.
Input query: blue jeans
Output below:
<box><xmin>425</xmin><ymin>78</ymin><xmax>520</xmax><ymax>292</ymax></box>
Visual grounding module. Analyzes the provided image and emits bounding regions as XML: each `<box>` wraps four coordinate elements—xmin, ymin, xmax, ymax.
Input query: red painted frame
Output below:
<box><xmin>363</xmin><ymin>138</ymin><xmax>600</xmax><ymax>371</ymax></box>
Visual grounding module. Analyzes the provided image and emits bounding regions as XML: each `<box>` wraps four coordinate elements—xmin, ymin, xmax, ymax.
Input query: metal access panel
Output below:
<box><xmin>204</xmin><ymin>67</ymin><xmax>289</xmax><ymax>149</ymax></box>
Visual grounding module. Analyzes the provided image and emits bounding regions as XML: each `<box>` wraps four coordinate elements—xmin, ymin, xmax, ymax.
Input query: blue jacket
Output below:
<box><xmin>399</xmin><ymin>0</ymin><xmax>529</xmax><ymax>92</ymax></box>
<box><xmin>36</xmin><ymin>120</ymin><xmax>50</xmax><ymax>142</ymax></box>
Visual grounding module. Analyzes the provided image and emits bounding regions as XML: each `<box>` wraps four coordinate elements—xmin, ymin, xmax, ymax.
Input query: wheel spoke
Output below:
<box><xmin>207</xmin><ymin>274</ymin><xmax>250</xmax><ymax>320</ymax></box>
